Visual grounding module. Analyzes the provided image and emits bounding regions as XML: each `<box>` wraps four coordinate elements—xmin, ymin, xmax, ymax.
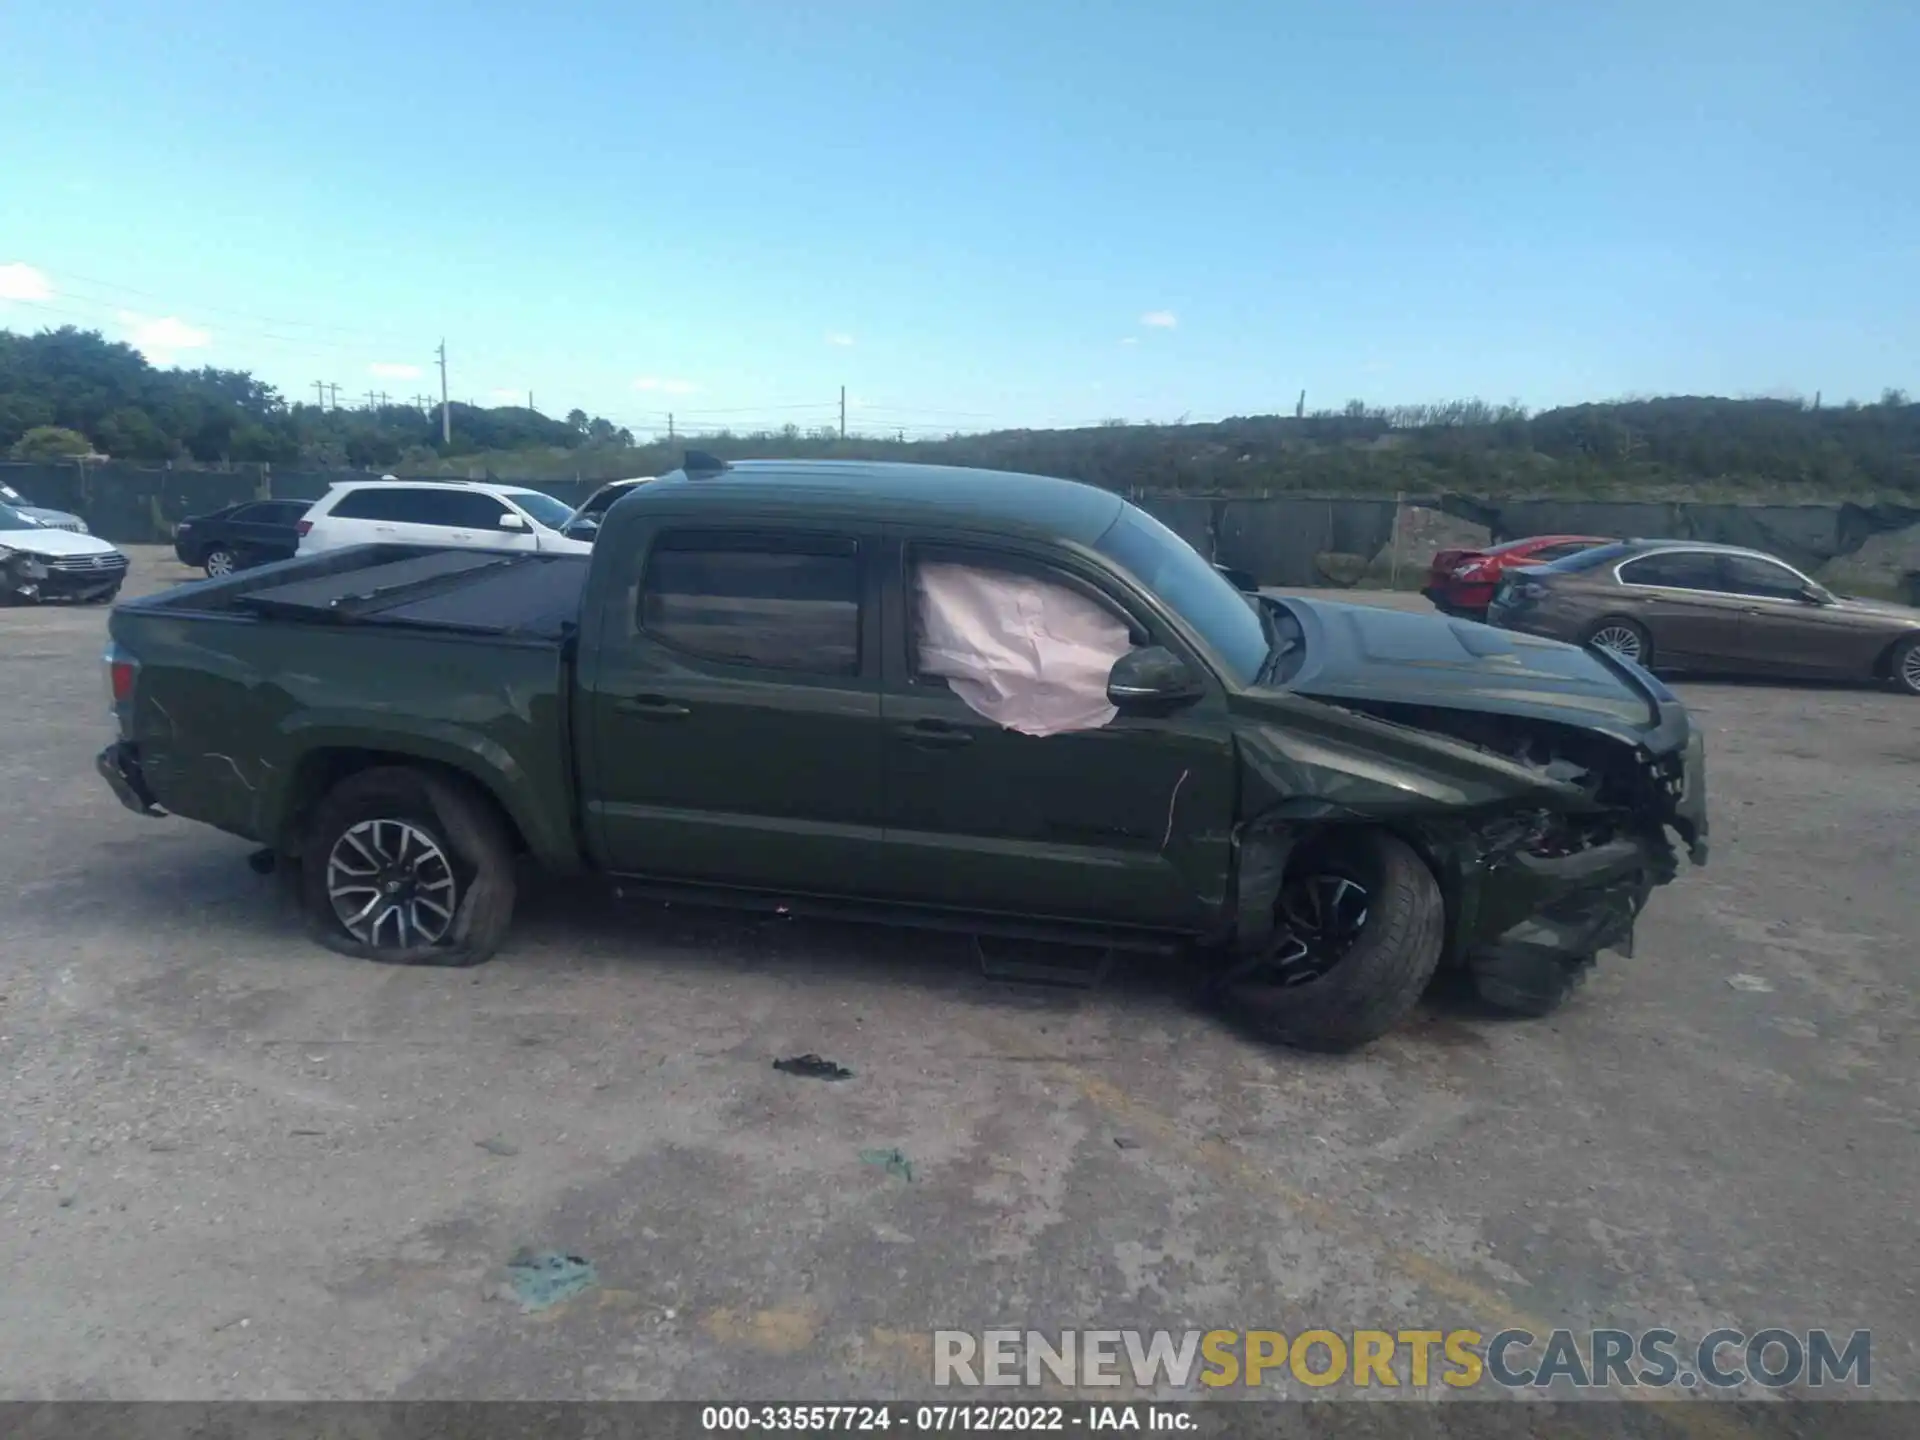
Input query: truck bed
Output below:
<box><xmin>129</xmin><ymin>545</ymin><xmax>589</xmax><ymax>641</ymax></box>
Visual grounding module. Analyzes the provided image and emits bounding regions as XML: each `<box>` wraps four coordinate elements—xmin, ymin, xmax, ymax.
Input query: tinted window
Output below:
<box><xmin>1720</xmin><ymin>554</ymin><xmax>1809</xmax><ymax>600</ymax></box>
<box><xmin>327</xmin><ymin>488</ymin><xmax>406</xmax><ymax>521</ymax></box>
<box><xmin>430</xmin><ymin>491</ymin><xmax>514</xmax><ymax>528</ymax></box>
<box><xmin>0</xmin><ymin>500</ymin><xmax>37</xmax><ymax>529</ymax></box>
<box><xmin>1619</xmin><ymin>551</ymin><xmax>1722</xmax><ymax>590</ymax></box>
<box><xmin>260</xmin><ymin>500</ymin><xmax>312</xmax><ymax>523</ymax></box>
<box><xmin>1093</xmin><ymin>504</ymin><xmax>1267</xmax><ymax>684</ymax></box>
<box><xmin>641</xmin><ymin>533</ymin><xmax>860</xmax><ymax>674</ymax></box>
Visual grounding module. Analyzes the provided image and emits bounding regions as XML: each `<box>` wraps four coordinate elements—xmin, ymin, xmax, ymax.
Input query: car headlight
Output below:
<box><xmin>74</xmin><ymin>519</ymin><xmax>90</xmax><ymax>534</ymax></box>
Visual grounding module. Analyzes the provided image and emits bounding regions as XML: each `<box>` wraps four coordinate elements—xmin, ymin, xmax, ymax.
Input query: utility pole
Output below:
<box><xmin>365</xmin><ymin>390</ymin><xmax>379</xmax><ymax>410</ymax></box>
<box><xmin>528</xmin><ymin>390</ymin><xmax>535</xmax><ymax>413</ymax></box>
<box><xmin>313</xmin><ymin>380</ymin><xmax>327</xmax><ymax>409</ymax></box>
<box><xmin>436</xmin><ymin>339</ymin><xmax>451</xmax><ymax>444</ymax></box>
<box><xmin>839</xmin><ymin>386</ymin><xmax>846</xmax><ymax>439</ymax></box>
<box><xmin>378</xmin><ymin>391</ymin><xmax>391</xmax><ymax>407</ymax></box>
<box><xmin>1295</xmin><ymin>389</ymin><xmax>1306</xmax><ymax>419</ymax></box>
<box><xmin>324</xmin><ymin>382</ymin><xmax>341</xmax><ymax>409</ymax></box>
<box><xmin>667</xmin><ymin>413</ymin><xmax>675</xmax><ymax>442</ymax></box>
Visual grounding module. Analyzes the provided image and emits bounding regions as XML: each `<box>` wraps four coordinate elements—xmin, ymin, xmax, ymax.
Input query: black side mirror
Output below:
<box><xmin>1799</xmin><ymin>584</ymin><xmax>1831</xmax><ymax>606</ymax></box>
<box><xmin>1214</xmin><ymin>563</ymin><xmax>1258</xmax><ymax>593</ymax></box>
<box><xmin>567</xmin><ymin>515</ymin><xmax>602</xmax><ymax>539</ymax></box>
<box><xmin>1107</xmin><ymin>646</ymin><xmax>1204</xmax><ymax>710</ymax></box>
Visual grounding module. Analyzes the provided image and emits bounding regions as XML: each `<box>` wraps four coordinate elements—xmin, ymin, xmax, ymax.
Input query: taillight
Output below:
<box><xmin>110</xmin><ymin>660</ymin><xmax>136</xmax><ymax>704</ymax></box>
<box><xmin>296</xmin><ymin>519</ymin><xmax>313</xmax><ymax>536</ymax></box>
<box><xmin>1454</xmin><ymin>560</ymin><xmax>1498</xmax><ymax>580</ymax></box>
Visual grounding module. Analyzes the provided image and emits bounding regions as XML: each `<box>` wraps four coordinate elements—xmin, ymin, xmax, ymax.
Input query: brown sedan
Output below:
<box><xmin>1485</xmin><ymin>540</ymin><xmax>1920</xmax><ymax>695</ymax></box>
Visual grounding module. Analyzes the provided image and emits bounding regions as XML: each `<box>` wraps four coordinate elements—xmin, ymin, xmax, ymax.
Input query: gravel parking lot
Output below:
<box><xmin>2</xmin><ymin>548</ymin><xmax>1914</xmax><ymax>1416</ymax></box>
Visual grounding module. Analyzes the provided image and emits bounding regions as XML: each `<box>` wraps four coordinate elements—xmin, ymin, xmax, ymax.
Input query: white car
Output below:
<box><xmin>0</xmin><ymin>497</ymin><xmax>129</xmax><ymax>604</ymax></box>
<box><xmin>295</xmin><ymin>480</ymin><xmax>593</xmax><ymax>557</ymax></box>
<box><xmin>0</xmin><ymin>481</ymin><xmax>90</xmax><ymax>534</ymax></box>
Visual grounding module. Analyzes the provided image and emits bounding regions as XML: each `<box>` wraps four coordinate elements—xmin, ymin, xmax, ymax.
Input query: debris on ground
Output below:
<box><xmin>1113</xmin><ymin>1135</ymin><xmax>1141</xmax><ymax>1150</ymax></box>
<box><xmin>504</xmin><ymin>1249</ymin><xmax>597</xmax><ymax>1312</ymax></box>
<box><xmin>773</xmin><ymin>1054</ymin><xmax>854</xmax><ymax>1081</ymax></box>
<box><xmin>1727</xmin><ymin>973</ymin><xmax>1775</xmax><ymax>993</ymax></box>
<box><xmin>476</xmin><ymin>1137</ymin><xmax>520</xmax><ymax>1156</ymax></box>
<box><xmin>859</xmin><ymin>1147</ymin><xmax>916</xmax><ymax>1182</ymax></box>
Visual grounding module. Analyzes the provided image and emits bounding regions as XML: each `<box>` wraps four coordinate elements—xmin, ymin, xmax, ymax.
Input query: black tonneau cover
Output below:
<box><xmin>236</xmin><ymin>550</ymin><xmax>588</xmax><ymax>638</ymax></box>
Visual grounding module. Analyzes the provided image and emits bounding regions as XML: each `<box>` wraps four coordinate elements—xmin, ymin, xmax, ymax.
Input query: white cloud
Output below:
<box><xmin>117</xmin><ymin>310</ymin><xmax>211</xmax><ymax>364</ymax></box>
<box><xmin>825</xmin><ymin>331</ymin><xmax>855</xmax><ymax>347</ymax></box>
<box><xmin>1139</xmin><ymin>310</ymin><xmax>1177</xmax><ymax>329</ymax></box>
<box><xmin>1120</xmin><ymin>336</ymin><xmax>1139</xmax><ymax>346</ymax></box>
<box><xmin>0</xmin><ymin>262</ymin><xmax>54</xmax><ymax>302</ymax></box>
<box><xmin>632</xmin><ymin>376</ymin><xmax>698</xmax><ymax>395</ymax></box>
<box><xmin>370</xmin><ymin>361</ymin><xmax>422</xmax><ymax>379</ymax></box>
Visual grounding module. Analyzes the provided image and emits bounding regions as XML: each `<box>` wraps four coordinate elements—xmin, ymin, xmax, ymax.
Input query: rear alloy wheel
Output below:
<box><xmin>1583</xmin><ymin>617</ymin><xmax>1652</xmax><ymax>667</ymax></box>
<box><xmin>300</xmin><ymin>766</ymin><xmax>516</xmax><ymax>966</ymax></box>
<box><xmin>204</xmin><ymin>547</ymin><xmax>237</xmax><ymax>577</ymax></box>
<box><xmin>1220</xmin><ymin>829</ymin><xmax>1446</xmax><ymax>1052</ymax></box>
<box><xmin>1891</xmin><ymin>636</ymin><xmax>1920</xmax><ymax>697</ymax></box>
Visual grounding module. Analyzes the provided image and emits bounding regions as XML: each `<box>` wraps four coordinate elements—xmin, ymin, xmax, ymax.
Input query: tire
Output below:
<box><xmin>1220</xmin><ymin>828</ymin><xmax>1446</xmax><ymax>1052</ymax></box>
<box><xmin>1582</xmin><ymin>616</ymin><xmax>1653</xmax><ymax>668</ymax></box>
<box><xmin>87</xmin><ymin>584</ymin><xmax>122</xmax><ymax>606</ymax></box>
<box><xmin>1890</xmin><ymin>635</ymin><xmax>1920</xmax><ymax>697</ymax></box>
<box><xmin>1471</xmin><ymin>951</ymin><xmax>1595</xmax><ymax>1017</ymax></box>
<box><xmin>299</xmin><ymin>765</ymin><xmax>517</xmax><ymax>967</ymax></box>
<box><xmin>204</xmin><ymin>547</ymin><xmax>238</xmax><ymax>578</ymax></box>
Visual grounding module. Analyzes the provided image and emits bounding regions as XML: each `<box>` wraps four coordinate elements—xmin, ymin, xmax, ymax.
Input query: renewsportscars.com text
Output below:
<box><xmin>932</xmin><ymin>1328</ymin><xmax>1871</xmax><ymax>1391</ymax></box>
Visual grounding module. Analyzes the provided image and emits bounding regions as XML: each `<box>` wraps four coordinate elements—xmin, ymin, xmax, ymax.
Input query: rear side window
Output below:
<box><xmin>261</xmin><ymin>500</ymin><xmax>311</xmax><ymax>523</ymax></box>
<box><xmin>327</xmin><ymin>488</ymin><xmax>406</xmax><ymax>521</ymax></box>
<box><xmin>641</xmin><ymin>532</ymin><xmax>861</xmax><ymax>674</ymax></box>
<box><xmin>1619</xmin><ymin>551</ymin><xmax>1721</xmax><ymax>590</ymax></box>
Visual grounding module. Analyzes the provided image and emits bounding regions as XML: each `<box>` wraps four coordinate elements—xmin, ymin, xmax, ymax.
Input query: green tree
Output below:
<box><xmin>9</xmin><ymin>424</ymin><xmax>94</xmax><ymax>460</ymax></box>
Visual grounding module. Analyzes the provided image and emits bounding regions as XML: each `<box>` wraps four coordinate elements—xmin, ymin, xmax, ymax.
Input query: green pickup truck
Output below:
<box><xmin>97</xmin><ymin>456</ymin><xmax>1707</xmax><ymax>1050</ymax></box>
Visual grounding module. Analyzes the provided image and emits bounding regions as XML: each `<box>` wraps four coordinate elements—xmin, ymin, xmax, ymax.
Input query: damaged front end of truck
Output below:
<box><xmin>1214</xmin><ymin>598</ymin><xmax>1708</xmax><ymax>1049</ymax></box>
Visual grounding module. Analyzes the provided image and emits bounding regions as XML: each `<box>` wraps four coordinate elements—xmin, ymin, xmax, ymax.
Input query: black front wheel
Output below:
<box><xmin>299</xmin><ymin>766</ymin><xmax>517</xmax><ymax>967</ymax></box>
<box><xmin>1219</xmin><ymin>828</ymin><xmax>1446</xmax><ymax>1052</ymax></box>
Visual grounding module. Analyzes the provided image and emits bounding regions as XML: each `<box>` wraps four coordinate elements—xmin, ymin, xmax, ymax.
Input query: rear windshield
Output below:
<box><xmin>1535</xmin><ymin>541</ymin><xmax>1632</xmax><ymax>574</ymax></box>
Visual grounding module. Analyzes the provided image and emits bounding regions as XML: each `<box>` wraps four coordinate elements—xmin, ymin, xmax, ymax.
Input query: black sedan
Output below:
<box><xmin>173</xmin><ymin>499</ymin><xmax>312</xmax><ymax>576</ymax></box>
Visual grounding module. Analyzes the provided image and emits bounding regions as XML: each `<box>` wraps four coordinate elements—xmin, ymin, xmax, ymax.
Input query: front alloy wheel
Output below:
<box><xmin>325</xmin><ymin>818</ymin><xmax>459</xmax><ymax>949</ymax></box>
<box><xmin>205</xmin><ymin>547</ymin><xmax>237</xmax><ymax>577</ymax></box>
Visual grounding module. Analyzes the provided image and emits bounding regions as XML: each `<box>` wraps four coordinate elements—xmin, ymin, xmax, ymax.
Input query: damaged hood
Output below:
<box><xmin>1269</xmin><ymin>596</ymin><xmax>1670</xmax><ymax>746</ymax></box>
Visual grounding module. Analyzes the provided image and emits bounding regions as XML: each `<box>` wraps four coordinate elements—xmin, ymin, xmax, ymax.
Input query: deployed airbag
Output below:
<box><xmin>915</xmin><ymin>562</ymin><xmax>1135</xmax><ymax>737</ymax></box>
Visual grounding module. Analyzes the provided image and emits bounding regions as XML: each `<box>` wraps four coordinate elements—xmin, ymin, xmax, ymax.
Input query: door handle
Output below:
<box><xmin>614</xmin><ymin>695</ymin><xmax>691</xmax><ymax>720</ymax></box>
<box><xmin>898</xmin><ymin>720</ymin><xmax>973</xmax><ymax>748</ymax></box>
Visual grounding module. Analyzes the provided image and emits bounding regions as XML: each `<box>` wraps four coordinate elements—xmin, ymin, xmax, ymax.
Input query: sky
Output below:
<box><xmin>2</xmin><ymin>0</ymin><xmax>1915</xmax><ymax>439</ymax></box>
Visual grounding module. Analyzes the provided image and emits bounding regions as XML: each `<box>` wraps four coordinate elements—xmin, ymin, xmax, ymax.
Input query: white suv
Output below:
<box><xmin>295</xmin><ymin>480</ymin><xmax>592</xmax><ymax>557</ymax></box>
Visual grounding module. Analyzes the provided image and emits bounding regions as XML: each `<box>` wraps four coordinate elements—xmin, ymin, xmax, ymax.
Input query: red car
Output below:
<box><xmin>1423</xmin><ymin>534</ymin><xmax>1613</xmax><ymax>618</ymax></box>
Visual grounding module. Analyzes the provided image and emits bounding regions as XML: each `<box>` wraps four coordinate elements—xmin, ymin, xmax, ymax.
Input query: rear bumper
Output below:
<box><xmin>97</xmin><ymin>742</ymin><xmax>165</xmax><ymax>817</ymax></box>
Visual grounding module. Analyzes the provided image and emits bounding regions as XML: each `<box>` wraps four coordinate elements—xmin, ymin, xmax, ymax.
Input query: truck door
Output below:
<box><xmin>579</xmin><ymin>525</ymin><xmax>888</xmax><ymax>894</ymax></box>
<box><xmin>871</xmin><ymin>533</ymin><xmax>1235</xmax><ymax>931</ymax></box>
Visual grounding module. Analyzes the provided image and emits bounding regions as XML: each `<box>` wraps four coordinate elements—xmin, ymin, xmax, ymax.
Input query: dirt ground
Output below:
<box><xmin>1</xmin><ymin>548</ymin><xmax>1914</xmax><ymax>1414</ymax></box>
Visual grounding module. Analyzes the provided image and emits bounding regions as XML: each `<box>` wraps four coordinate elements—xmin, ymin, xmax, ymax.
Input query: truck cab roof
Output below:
<box><xmin>621</xmin><ymin>459</ymin><xmax>1128</xmax><ymax>546</ymax></box>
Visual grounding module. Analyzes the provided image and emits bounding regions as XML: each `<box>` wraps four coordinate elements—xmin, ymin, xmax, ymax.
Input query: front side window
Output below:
<box><xmin>1619</xmin><ymin>551</ymin><xmax>1722</xmax><ymax>591</ymax></box>
<box><xmin>1718</xmin><ymin>554</ymin><xmax>1811</xmax><ymax>600</ymax></box>
<box><xmin>641</xmin><ymin>532</ymin><xmax>860</xmax><ymax>674</ymax></box>
<box><xmin>504</xmin><ymin>490</ymin><xmax>575</xmax><ymax>531</ymax></box>
<box><xmin>1093</xmin><ymin>503</ymin><xmax>1267</xmax><ymax>684</ymax></box>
